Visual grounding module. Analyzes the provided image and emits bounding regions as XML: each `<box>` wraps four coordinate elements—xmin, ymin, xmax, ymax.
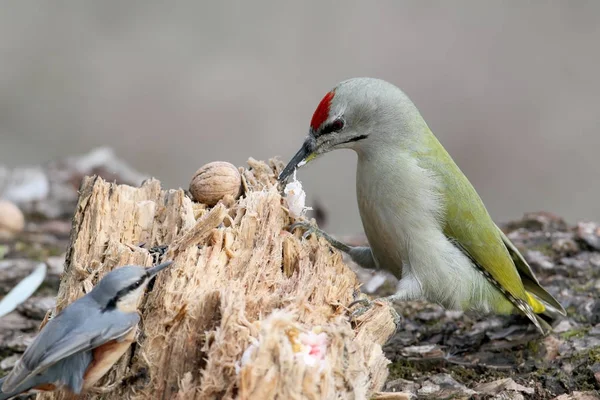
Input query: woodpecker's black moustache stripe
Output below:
<box><xmin>342</xmin><ymin>134</ymin><xmax>369</xmax><ymax>144</ymax></box>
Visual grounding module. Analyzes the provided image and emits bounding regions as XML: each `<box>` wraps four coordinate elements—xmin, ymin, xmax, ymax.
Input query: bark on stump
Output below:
<box><xmin>37</xmin><ymin>158</ymin><xmax>397</xmax><ymax>400</ymax></box>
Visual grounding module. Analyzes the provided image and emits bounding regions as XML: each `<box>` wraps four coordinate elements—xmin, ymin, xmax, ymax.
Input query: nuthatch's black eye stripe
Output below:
<box><xmin>102</xmin><ymin>277</ymin><xmax>147</xmax><ymax>312</ymax></box>
<box><xmin>131</xmin><ymin>279</ymin><xmax>143</xmax><ymax>289</ymax></box>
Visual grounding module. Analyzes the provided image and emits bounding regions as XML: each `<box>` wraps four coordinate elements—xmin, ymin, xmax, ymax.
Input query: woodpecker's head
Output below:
<box><xmin>279</xmin><ymin>77</ymin><xmax>424</xmax><ymax>182</ymax></box>
<box><xmin>92</xmin><ymin>261</ymin><xmax>174</xmax><ymax>312</ymax></box>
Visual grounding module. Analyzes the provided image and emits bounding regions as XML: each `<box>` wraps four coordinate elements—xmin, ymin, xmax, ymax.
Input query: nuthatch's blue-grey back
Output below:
<box><xmin>0</xmin><ymin>261</ymin><xmax>174</xmax><ymax>399</ymax></box>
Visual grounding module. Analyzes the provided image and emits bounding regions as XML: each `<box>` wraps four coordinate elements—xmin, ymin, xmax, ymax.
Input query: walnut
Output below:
<box><xmin>189</xmin><ymin>162</ymin><xmax>242</xmax><ymax>206</ymax></box>
<box><xmin>0</xmin><ymin>200</ymin><xmax>25</xmax><ymax>240</ymax></box>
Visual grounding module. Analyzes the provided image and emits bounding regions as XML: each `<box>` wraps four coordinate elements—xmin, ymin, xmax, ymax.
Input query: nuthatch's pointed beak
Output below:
<box><xmin>147</xmin><ymin>261</ymin><xmax>174</xmax><ymax>277</ymax></box>
<box><xmin>278</xmin><ymin>141</ymin><xmax>316</xmax><ymax>182</ymax></box>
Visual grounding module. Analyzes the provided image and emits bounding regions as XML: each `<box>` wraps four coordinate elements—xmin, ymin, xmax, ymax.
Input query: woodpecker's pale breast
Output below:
<box><xmin>355</xmin><ymin>145</ymin><xmax>512</xmax><ymax>313</ymax></box>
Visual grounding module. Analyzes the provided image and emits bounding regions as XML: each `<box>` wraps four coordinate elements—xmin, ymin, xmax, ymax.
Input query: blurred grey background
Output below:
<box><xmin>0</xmin><ymin>1</ymin><xmax>598</xmax><ymax>234</ymax></box>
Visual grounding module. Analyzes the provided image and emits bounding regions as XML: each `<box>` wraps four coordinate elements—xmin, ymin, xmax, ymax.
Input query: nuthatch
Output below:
<box><xmin>279</xmin><ymin>77</ymin><xmax>566</xmax><ymax>335</ymax></box>
<box><xmin>0</xmin><ymin>261</ymin><xmax>174</xmax><ymax>399</ymax></box>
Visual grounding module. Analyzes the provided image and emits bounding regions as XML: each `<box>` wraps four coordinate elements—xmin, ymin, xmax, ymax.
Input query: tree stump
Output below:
<box><xmin>37</xmin><ymin>158</ymin><xmax>398</xmax><ymax>400</ymax></box>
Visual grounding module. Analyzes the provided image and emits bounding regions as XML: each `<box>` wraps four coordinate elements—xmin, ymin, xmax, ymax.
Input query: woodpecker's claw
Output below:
<box><xmin>288</xmin><ymin>222</ymin><xmax>352</xmax><ymax>254</ymax></box>
<box><xmin>348</xmin><ymin>298</ymin><xmax>375</xmax><ymax>319</ymax></box>
<box><xmin>148</xmin><ymin>244</ymin><xmax>169</xmax><ymax>264</ymax></box>
<box><xmin>288</xmin><ymin>221</ymin><xmax>320</xmax><ymax>240</ymax></box>
<box><xmin>348</xmin><ymin>297</ymin><xmax>372</xmax><ymax>309</ymax></box>
<box><xmin>348</xmin><ymin>297</ymin><xmax>403</xmax><ymax>330</ymax></box>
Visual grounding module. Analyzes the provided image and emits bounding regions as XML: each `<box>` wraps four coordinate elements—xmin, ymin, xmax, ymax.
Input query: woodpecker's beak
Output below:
<box><xmin>146</xmin><ymin>260</ymin><xmax>174</xmax><ymax>277</ymax></box>
<box><xmin>278</xmin><ymin>141</ymin><xmax>316</xmax><ymax>182</ymax></box>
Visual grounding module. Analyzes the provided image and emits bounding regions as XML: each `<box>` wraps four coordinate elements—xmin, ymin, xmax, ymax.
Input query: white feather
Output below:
<box><xmin>283</xmin><ymin>170</ymin><xmax>313</xmax><ymax>219</ymax></box>
<box><xmin>0</xmin><ymin>262</ymin><xmax>47</xmax><ymax>318</ymax></box>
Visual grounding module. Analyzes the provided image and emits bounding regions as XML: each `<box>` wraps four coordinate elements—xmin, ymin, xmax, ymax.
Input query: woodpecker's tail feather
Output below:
<box><xmin>523</xmin><ymin>285</ymin><xmax>566</xmax><ymax>335</ymax></box>
<box><xmin>523</xmin><ymin>279</ymin><xmax>566</xmax><ymax>317</ymax></box>
<box><xmin>534</xmin><ymin>313</ymin><xmax>554</xmax><ymax>335</ymax></box>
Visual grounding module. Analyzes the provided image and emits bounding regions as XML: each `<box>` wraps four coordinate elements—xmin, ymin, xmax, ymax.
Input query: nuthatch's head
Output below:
<box><xmin>91</xmin><ymin>261</ymin><xmax>174</xmax><ymax>312</ymax></box>
<box><xmin>279</xmin><ymin>77</ymin><xmax>424</xmax><ymax>182</ymax></box>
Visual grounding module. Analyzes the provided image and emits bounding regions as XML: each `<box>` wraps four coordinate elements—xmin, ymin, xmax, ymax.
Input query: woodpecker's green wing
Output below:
<box><xmin>418</xmin><ymin>132</ymin><xmax>547</xmax><ymax>329</ymax></box>
<box><xmin>497</xmin><ymin>226</ymin><xmax>566</xmax><ymax>315</ymax></box>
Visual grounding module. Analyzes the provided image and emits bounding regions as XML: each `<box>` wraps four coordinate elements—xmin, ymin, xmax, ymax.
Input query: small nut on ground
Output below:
<box><xmin>0</xmin><ymin>200</ymin><xmax>25</xmax><ymax>240</ymax></box>
<box><xmin>189</xmin><ymin>162</ymin><xmax>242</xmax><ymax>206</ymax></box>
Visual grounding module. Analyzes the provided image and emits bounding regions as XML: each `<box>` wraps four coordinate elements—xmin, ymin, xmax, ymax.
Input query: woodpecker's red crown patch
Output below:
<box><xmin>310</xmin><ymin>91</ymin><xmax>335</xmax><ymax>131</ymax></box>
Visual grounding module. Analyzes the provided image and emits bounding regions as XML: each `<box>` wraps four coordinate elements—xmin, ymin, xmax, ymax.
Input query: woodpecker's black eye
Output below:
<box><xmin>319</xmin><ymin>118</ymin><xmax>345</xmax><ymax>136</ymax></box>
<box><xmin>331</xmin><ymin>118</ymin><xmax>344</xmax><ymax>131</ymax></box>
